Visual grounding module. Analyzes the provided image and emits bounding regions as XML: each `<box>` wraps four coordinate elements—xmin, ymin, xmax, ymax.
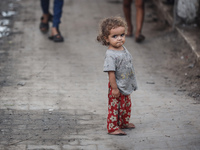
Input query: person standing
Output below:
<box><xmin>97</xmin><ymin>17</ymin><xmax>138</xmax><ymax>135</ymax></box>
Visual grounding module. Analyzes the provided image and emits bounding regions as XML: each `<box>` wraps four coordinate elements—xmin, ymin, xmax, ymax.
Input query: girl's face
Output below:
<box><xmin>105</xmin><ymin>26</ymin><xmax>125</xmax><ymax>50</ymax></box>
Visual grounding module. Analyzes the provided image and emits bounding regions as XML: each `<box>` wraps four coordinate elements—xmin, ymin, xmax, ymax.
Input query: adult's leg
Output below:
<box><xmin>49</xmin><ymin>0</ymin><xmax>64</xmax><ymax>41</ymax></box>
<box><xmin>40</xmin><ymin>0</ymin><xmax>51</xmax><ymax>33</ymax></box>
<box><xmin>135</xmin><ymin>0</ymin><xmax>145</xmax><ymax>42</ymax></box>
<box><xmin>52</xmin><ymin>0</ymin><xmax>64</xmax><ymax>29</ymax></box>
<box><xmin>40</xmin><ymin>0</ymin><xmax>51</xmax><ymax>23</ymax></box>
<box><xmin>123</xmin><ymin>0</ymin><xmax>133</xmax><ymax>36</ymax></box>
<box><xmin>41</xmin><ymin>0</ymin><xmax>50</xmax><ymax>14</ymax></box>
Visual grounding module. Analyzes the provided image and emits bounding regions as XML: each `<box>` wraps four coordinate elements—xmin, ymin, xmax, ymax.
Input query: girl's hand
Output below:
<box><xmin>112</xmin><ymin>88</ymin><xmax>120</xmax><ymax>98</ymax></box>
<box><xmin>108</xmin><ymin>71</ymin><xmax>120</xmax><ymax>98</ymax></box>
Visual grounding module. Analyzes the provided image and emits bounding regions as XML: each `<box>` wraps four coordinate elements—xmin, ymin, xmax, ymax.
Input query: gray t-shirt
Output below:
<box><xmin>103</xmin><ymin>46</ymin><xmax>137</xmax><ymax>95</ymax></box>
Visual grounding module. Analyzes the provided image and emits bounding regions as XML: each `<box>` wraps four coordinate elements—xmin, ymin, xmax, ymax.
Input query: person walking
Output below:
<box><xmin>97</xmin><ymin>16</ymin><xmax>138</xmax><ymax>135</ymax></box>
<box><xmin>39</xmin><ymin>0</ymin><xmax>64</xmax><ymax>42</ymax></box>
<box><xmin>123</xmin><ymin>0</ymin><xmax>145</xmax><ymax>43</ymax></box>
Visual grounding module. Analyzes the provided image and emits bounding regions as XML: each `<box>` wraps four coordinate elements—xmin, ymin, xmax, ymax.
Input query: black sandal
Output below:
<box><xmin>135</xmin><ymin>34</ymin><xmax>145</xmax><ymax>43</ymax></box>
<box><xmin>39</xmin><ymin>22</ymin><xmax>49</xmax><ymax>33</ymax></box>
<box><xmin>40</xmin><ymin>13</ymin><xmax>53</xmax><ymax>22</ymax></box>
<box><xmin>48</xmin><ymin>34</ymin><xmax>63</xmax><ymax>42</ymax></box>
<box><xmin>39</xmin><ymin>13</ymin><xmax>53</xmax><ymax>34</ymax></box>
<box><xmin>49</xmin><ymin>27</ymin><xmax>64</xmax><ymax>42</ymax></box>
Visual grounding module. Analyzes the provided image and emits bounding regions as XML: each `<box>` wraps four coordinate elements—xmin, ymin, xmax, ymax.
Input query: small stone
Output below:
<box><xmin>17</xmin><ymin>81</ymin><xmax>26</xmax><ymax>86</ymax></box>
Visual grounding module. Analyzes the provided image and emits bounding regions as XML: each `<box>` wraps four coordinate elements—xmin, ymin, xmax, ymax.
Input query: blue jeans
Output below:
<box><xmin>40</xmin><ymin>0</ymin><xmax>64</xmax><ymax>28</ymax></box>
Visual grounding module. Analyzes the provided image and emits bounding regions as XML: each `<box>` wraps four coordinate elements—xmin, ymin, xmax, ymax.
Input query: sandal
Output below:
<box><xmin>40</xmin><ymin>13</ymin><xmax>53</xmax><ymax>22</ymax></box>
<box><xmin>135</xmin><ymin>34</ymin><xmax>145</xmax><ymax>43</ymax></box>
<box><xmin>39</xmin><ymin>22</ymin><xmax>49</xmax><ymax>33</ymax></box>
<box><xmin>48</xmin><ymin>34</ymin><xmax>64</xmax><ymax>42</ymax></box>
<box><xmin>49</xmin><ymin>30</ymin><xmax>64</xmax><ymax>42</ymax></box>
<box><xmin>39</xmin><ymin>13</ymin><xmax>53</xmax><ymax>34</ymax></box>
<box><xmin>49</xmin><ymin>27</ymin><xmax>64</xmax><ymax>42</ymax></box>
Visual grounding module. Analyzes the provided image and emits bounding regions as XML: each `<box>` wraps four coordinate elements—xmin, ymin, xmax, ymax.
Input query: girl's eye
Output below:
<box><xmin>113</xmin><ymin>35</ymin><xmax>117</xmax><ymax>38</ymax></box>
<box><xmin>121</xmin><ymin>34</ymin><xmax>125</xmax><ymax>37</ymax></box>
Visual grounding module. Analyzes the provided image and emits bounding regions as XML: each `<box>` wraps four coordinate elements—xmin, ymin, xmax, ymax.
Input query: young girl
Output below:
<box><xmin>97</xmin><ymin>17</ymin><xmax>138</xmax><ymax>135</ymax></box>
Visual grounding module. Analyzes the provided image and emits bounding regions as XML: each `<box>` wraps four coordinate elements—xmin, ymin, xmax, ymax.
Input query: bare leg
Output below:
<box><xmin>135</xmin><ymin>0</ymin><xmax>145</xmax><ymax>38</ymax></box>
<box><xmin>123</xmin><ymin>0</ymin><xmax>133</xmax><ymax>36</ymax></box>
<box><xmin>51</xmin><ymin>27</ymin><xmax>59</xmax><ymax>36</ymax></box>
<box><xmin>42</xmin><ymin>14</ymin><xmax>49</xmax><ymax>23</ymax></box>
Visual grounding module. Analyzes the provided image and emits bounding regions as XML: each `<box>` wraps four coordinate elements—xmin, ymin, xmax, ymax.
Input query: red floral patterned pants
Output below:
<box><xmin>107</xmin><ymin>83</ymin><xmax>132</xmax><ymax>133</ymax></box>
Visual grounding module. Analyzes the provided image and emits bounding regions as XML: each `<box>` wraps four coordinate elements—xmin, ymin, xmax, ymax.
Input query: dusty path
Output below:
<box><xmin>0</xmin><ymin>0</ymin><xmax>200</xmax><ymax>150</ymax></box>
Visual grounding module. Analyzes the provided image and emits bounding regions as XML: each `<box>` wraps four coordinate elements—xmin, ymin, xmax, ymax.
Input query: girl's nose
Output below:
<box><xmin>118</xmin><ymin>36</ymin><xmax>122</xmax><ymax>40</ymax></box>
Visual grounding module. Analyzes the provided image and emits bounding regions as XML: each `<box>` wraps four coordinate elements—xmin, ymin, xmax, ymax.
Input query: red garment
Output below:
<box><xmin>107</xmin><ymin>83</ymin><xmax>132</xmax><ymax>133</ymax></box>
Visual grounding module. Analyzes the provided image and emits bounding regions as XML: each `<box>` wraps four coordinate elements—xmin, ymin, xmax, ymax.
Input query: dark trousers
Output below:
<box><xmin>40</xmin><ymin>0</ymin><xmax>64</xmax><ymax>28</ymax></box>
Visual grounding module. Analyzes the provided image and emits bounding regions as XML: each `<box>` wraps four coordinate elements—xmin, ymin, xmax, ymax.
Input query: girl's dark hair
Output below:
<box><xmin>97</xmin><ymin>16</ymin><xmax>127</xmax><ymax>46</ymax></box>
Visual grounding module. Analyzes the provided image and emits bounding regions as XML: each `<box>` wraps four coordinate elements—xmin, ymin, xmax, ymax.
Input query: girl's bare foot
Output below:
<box><xmin>108</xmin><ymin>129</ymin><xmax>127</xmax><ymax>136</ymax></box>
<box><xmin>125</xmin><ymin>123</ymin><xmax>135</xmax><ymax>129</ymax></box>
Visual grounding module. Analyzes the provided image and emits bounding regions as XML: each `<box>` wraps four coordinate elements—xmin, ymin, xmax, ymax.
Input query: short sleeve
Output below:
<box><xmin>103</xmin><ymin>52</ymin><xmax>116</xmax><ymax>72</ymax></box>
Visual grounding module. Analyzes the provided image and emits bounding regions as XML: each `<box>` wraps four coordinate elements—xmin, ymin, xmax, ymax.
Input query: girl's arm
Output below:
<box><xmin>108</xmin><ymin>71</ymin><xmax>120</xmax><ymax>98</ymax></box>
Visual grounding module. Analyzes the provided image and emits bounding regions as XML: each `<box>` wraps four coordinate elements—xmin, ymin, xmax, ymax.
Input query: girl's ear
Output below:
<box><xmin>104</xmin><ymin>36</ymin><xmax>109</xmax><ymax>43</ymax></box>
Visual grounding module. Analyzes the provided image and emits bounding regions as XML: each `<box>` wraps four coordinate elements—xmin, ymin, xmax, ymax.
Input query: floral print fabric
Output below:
<box><xmin>107</xmin><ymin>83</ymin><xmax>132</xmax><ymax>133</ymax></box>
